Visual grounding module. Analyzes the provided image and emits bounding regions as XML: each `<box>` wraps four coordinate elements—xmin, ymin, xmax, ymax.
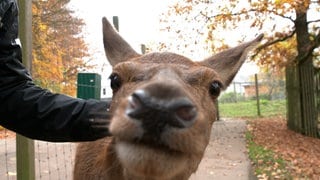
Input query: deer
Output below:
<box><xmin>73</xmin><ymin>17</ymin><xmax>263</xmax><ymax>180</ymax></box>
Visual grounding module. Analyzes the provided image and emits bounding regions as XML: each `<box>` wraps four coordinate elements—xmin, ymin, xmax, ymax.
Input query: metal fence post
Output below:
<box><xmin>216</xmin><ymin>100</ymin><xmax>220</xmax><ymax>121</ymax></box>
<box><xmin>141</xmin><ymin>44</ymin><xmax>146</xmax><ymax>54</ymax></box>
<box><xmin>255</xmin><ymin>74</ymin><xmax>261</xmax><ymax>116</ymax></box>
<box><xmin>113</xmin><ymin>16</ymin><xmax>119</xmax><ymax>31</ymax></box>
<box><xmin>16</xmin><ymin>0</ymin><xmax>35</xmax><ymax>180</ymax></box>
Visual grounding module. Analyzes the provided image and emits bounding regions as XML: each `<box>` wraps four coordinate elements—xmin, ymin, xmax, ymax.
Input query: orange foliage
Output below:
<box><xmin>32</xmin><ymin>0</ymin><xmax>91</xmax><ymax>96</ymax></box>
<box><xmin>159</xmin><ymin>0</ymin><xmax>320</xmax><ymax>70</ymax></box>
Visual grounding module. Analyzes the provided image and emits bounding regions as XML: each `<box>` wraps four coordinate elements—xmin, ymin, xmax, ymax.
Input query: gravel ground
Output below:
<box><xmin>0</xmin><ymin>119</ymin><xmax>256</xmax><ymax>180</ymax></box>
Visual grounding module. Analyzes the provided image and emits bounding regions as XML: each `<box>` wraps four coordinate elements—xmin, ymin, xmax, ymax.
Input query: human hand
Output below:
<box><xmin>74</xmin><ymin>99</ymin><xmax>113</xmax><ymax>141</ymax></box>
<box><xmin>87</xmin><ymin>105</ymin><xmax>112</xmax><ymax>139</ymax></box>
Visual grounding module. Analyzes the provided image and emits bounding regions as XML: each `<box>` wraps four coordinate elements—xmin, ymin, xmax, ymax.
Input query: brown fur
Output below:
<box><xmin>73</xmin><ymin>17</ymin><xmax>263</xmax><ymax>180</ymax></box>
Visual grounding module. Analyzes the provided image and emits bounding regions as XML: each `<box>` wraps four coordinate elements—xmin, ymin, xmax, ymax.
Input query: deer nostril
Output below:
<box><xmin>170</xmin><ymin>98</ymin><xmax>197</xmax><ymax>128</ymax></box>
<box><xmin>126</xmin><ymin>90</ymin><xmax>146</xmax><ymax>117</ymax></box>
<box><xmin>175</xmin><ymin>106</ymin><xmax>197</xmax><ymax>122</ymax></box>
<box><xmin>129</xmin><ymin>93</ymin><xmax>142</xmax><ymax>109</ymax></box>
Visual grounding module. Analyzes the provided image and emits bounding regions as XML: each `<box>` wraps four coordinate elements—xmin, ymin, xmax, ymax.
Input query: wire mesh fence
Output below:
<box><xmin>0</xmin><ymin>129</ymin><xmax>16</xmax><ymax>180</ymax></box>
<box><xmin>219</xmin><ymin>70</ymin><xmax>320</xmax><ymax>126</ymax></box>
<box><xmin>218</xmin><ymin>75</ymin><xmax>287</xmax><ymax>118</ymax></box>
<box><xmin>0</xmin><ymin>130</ymin><xmax>76</xmax><ymax>180</ymax></box>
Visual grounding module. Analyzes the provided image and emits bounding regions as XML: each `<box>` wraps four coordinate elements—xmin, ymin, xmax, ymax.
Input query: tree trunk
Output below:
<box><xmin>286</xmin><ymin>7</ymin><xmax>318</xmax><ymax>137</ymax></box>
<box><xmin>286</xmin><ymin>65</ymin><xmax>303</xmax><ymax>133</ymax></box>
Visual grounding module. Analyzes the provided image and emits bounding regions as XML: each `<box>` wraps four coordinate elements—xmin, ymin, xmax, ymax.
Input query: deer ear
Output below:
<box><xmin>102</xmin><ymin>17</ymin><xmax>140</xmax><ymax>66</ymax></box>
<box><xmin>200</xmin><ymin>34</ymin><xmax>263</xmax><ymax>88</ymax></box>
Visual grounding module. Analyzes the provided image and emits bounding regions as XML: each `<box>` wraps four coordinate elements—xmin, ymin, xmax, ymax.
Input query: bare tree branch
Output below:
<box><xmin>203</xmin><ymin>8</ymin><xmax>295</xmax><ymax>23</ymax></box>
<box><xmin>307</xmin><ymin>19</ymin><xmax>320</xmax><ymax>24</ymax></box>
<box><xmin>251</xmin><ymin>30</ymin><xmax>296</xmax><ymax>59</ymax></box>
<box><xmin>263</xmin><ymin>9</ymin><xmax>295</xmax><ymax>22</ymax></box>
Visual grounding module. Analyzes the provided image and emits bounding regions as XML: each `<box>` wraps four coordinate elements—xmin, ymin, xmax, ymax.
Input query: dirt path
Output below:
<box><xmin>0</xmin><ymin>119</ymin><xmax>256</xmax><ymax>180</ymax></box>
<box><xmin>191</xmin><ymin>119</ymin><xmax>256</xmax><ymax>180</ymax></box>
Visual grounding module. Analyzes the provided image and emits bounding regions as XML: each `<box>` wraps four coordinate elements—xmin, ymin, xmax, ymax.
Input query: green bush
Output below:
<box><xmin>219</xmin><ymin>92</ymin><xmax>245</xmax><ymax>103</ymax></box>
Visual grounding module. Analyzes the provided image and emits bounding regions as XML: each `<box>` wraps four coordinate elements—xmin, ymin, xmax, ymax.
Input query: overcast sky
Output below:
<box><xmin>68</xmin><ymin>1</ymin><xmax>319</xmax><ymax>97</ymax></box>
<box><xmin>69</xmin><ymin>0</ymin><xmax>172</xmax><ymax>66</ymax></box>
<box><xmin>68</xmin><ymin>0</ymin><xmax>175</xmax><ymax>96</ymax></box>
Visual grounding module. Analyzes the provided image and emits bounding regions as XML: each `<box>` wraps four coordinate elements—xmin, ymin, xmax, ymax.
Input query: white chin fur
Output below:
<box><xmin>116</xmin><ymin>141</ymin><xmax>187</xmax><ymax>179</ymax></box>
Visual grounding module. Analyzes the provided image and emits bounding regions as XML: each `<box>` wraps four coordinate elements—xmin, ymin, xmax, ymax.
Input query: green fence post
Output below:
<box><xmin>16</xmin><ymin>1</ymin><xmax>35</xmax><ymax>180</ymax></box>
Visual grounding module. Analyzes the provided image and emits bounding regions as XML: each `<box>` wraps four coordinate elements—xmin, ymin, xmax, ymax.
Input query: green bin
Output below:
<box><xmin>77</xmin><ymin>73</ymin><xmax>101</xmax><ymax>100</ymax></box>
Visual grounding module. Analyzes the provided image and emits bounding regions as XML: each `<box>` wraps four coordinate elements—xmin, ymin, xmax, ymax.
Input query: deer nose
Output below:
<box><xmin>126</xmin><ymin>89</ymin><xmax>197</xmax><ymax>130</ymax></box>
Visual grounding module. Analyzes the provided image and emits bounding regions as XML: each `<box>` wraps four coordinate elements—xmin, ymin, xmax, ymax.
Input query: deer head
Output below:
<box><xmin>74</xmin><ymin>17</ymin><xmax>262</xmax><ymax>180</ymax></box>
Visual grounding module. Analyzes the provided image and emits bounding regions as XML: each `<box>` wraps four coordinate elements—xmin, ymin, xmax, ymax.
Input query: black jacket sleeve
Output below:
<box><xmin>0</xmin><ymin>0</ymin><xmax>111</xmax><ymax>142</ymax></box>
<box><xmin>0</xmin><ymin>46</ymin><xmax>111</xmax><ymax>142</ymax></box>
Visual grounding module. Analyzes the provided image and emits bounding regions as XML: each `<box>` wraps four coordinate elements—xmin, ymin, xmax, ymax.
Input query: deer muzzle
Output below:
<box><xmin>126</xmin><ymin>87</ymin><xmax>197</xmax><ymax>137</ymax></box>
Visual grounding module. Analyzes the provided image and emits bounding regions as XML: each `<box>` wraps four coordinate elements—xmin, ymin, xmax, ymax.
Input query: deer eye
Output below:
<box><xmin>109</xmin><ymin>73</ymin><xmax>122</xmax><ymax>91</ymax></box>
<box><xmin>209</xmin><ymin>81</ymin><xmax>222</xmax><ymax>97</ymax></box>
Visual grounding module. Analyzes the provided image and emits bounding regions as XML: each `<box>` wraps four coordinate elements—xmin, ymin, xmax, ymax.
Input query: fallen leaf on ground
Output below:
<box><xmin>249</xmin><ymin>117</ymin><xmax>320</xmax><ymax>178</ymax></box>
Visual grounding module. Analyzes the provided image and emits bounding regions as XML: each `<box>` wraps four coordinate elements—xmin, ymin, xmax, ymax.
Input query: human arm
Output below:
<box><xmin>0</xmin><ymin>0</ymin><xmax>111</xmax><ymax>142</ymax></box>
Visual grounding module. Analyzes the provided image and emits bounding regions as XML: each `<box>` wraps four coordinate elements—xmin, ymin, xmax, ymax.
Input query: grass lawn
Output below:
<box><xmin>218</xmin><ymin>99</ymin><xmax>286</xmax><ymax>118</ymax></box>
<box><xmin>246</xmin><ymin>130</ymin><xmax>290</xmax><ymax>179</ymax></box>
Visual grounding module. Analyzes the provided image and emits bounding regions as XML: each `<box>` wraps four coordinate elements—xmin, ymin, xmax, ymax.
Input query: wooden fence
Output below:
<box><xmin>315</xmin><ymin>70</ymin><xmax>320</xmax><ymax>126</ymax></box>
